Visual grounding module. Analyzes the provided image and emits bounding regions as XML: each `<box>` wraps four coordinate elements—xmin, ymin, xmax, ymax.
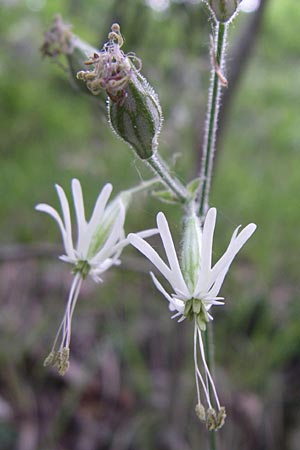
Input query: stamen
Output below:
<box><xmin>197</xmin><ymin>327</ymin><xmax>221</xmax><ymax>411</ymax></box>
<box><xmin>195</xmin><ymin>403</ymin><xmax>206</xmax><ymax>422</ymax></box>
<box><xmin>194</xmin><ymin>322</ymin><xmax>213</xmax><ymax>409</ymax></box>
<box><xmin>206</xmin><ymin>408</ymin><xmax>218</xmax><ymax>431</ymax></box>
<box><xmin>44</xmin><ymin>273</ymin><xmax>83</xmax><ymax>375</ymax></box>
<box><xmin>216</xmin><ymin>406</ymin><xmax>226</xmax><ymax>429</ymax></box>
<box><xmin>43</xmin><ymin>350</ymin><xmax>57</xmax><ymax>367</ymax></box>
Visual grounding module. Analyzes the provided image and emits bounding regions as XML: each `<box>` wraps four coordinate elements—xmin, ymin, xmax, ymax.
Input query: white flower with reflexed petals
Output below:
<box><xmin>128</xmin><ymin>207</ymin><xmax>256</xmax><ymax>429</ymax></box>
<box><xmin>36</xmin><ymin>179</ymin><xmax>156</xmax><ymax>375</ymax></box>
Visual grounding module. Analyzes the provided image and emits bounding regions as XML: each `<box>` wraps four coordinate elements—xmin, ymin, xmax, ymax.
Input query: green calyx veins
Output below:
<box><xmin>108</xmin><ymin>68</ymin><xmax>163</xmax><ymax>160</ymax></box>
<box><xmin>184</xmin><ymin>297</ymin><xmax>209</xmax><ymax>331</ymax></box>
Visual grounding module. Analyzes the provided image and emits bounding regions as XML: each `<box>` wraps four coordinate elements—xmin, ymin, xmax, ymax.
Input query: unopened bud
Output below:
<box><xmin>207</xmin><ymin>0</ymin><xmax>241</xmax><ymax>22</ymax></box>
<box><xmin>108</xmin><ymin>69</ymin><xmax>163</xmax><ymax>159</ymax></box>
<box><xmin>77</xmin><ymin>23</ymin><xmax>163</xmax><ymax>160</ymax></box>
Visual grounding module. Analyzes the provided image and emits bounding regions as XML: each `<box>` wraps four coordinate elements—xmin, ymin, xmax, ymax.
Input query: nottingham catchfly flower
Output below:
<box><xmin>128</xmin><ymin>207</ymin><xmax>256</xmax><ymax>429</ymax></box>
<box><xmin>36</xmin><ymin>179</ymin><xmax>156</xmax><ymax>375</ymax></box>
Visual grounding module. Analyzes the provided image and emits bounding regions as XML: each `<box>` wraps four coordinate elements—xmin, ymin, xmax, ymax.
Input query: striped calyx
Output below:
<box><xmin>207</xmin><ymin>0</ymin><xmax>241</xmax><ymax>22</ymax></box>
<box><xmin>181</xmin><ymin>212</ymin><xmax>202</xmax><ymax>293</ymax></box>
<box><xmin>108</xmin><ymin>68</ymin><xmax>163</xmax><ymax>159</ymax></box>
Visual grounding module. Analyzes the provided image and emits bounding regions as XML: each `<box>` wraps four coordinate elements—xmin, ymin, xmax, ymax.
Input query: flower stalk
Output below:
<box><xmin>147</xmin><ymin>153</ymin><xmax>188</xmax><ymax>204</ymax></box>
<box><xmin>196</xmin><ymin>21</ymin><xmax>228</xmax><ymax>218</ymax></box>
<box><xmin>195</xmin><ymin>18</ymin><xmax>229</xmax><ymax>449</ymax></box>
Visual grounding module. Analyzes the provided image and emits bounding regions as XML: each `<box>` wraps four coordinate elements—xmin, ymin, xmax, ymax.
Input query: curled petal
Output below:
<box><xmin>35</xmin><ymin>203</ymin><xmax>75</xmax><ymax>259</ymax></box>
<box><xmin>128</xmin><ymin>233</ymin><xmax>174</xmax><ymax>286</ymax></box>
<box><xmin>209</xmin><ymin>223</ymin><xmax>256</xmax><ymax>286</ymax></box>
<box><xmin>55</xmin><ymin>184</ymin><xmax>75</xmax><ymax>259</ymax></box>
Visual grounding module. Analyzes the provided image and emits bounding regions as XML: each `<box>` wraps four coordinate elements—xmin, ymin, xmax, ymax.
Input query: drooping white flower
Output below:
<box><xmin>36</xmin><ymin>179</ymin><xmax>156</xmax><ymax>375</ymax></box>
<box><xmin>128</xmin><ymin>207</ymin><xmax>256</xmax><ymax>428</ymax></box>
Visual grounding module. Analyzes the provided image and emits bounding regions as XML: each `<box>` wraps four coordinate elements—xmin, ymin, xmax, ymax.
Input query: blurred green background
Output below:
<box><xmin>1</xmin><ymin>0</ymin><xmax>300</xmax><ymax>449</ymax></box>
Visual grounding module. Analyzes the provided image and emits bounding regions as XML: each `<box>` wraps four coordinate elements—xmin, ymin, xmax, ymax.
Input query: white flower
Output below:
<box><xmin>36</xmin><ymin>179</ymin><xmax>156</xmax><ymax>375</ymax></box>
<box><xmin>128</xmin><ymin>207</ymin><xmax>256</xmax><ymax>428</ymax></box>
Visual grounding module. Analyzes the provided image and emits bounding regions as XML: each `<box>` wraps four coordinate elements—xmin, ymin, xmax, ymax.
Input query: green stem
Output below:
<box><xmin>197</xmin><ymin>21</ymin><xmax>229</xmax><ymax>450</ymax></box>
<box><xmin>197</xmin><ymin>21</ymin><xmax>228</xmax><ymax>218</ymax></box>
<box><xmin>209</xmin><ymin>430</ymin><xmax>217</xmax><ymax>450</ymax></box>
<box><xmin>147</xmin><ymin>153</ymin><xmax>189</xmax><ymax>204</ymax></box>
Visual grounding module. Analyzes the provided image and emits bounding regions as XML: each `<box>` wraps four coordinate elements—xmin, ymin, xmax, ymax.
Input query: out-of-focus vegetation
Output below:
<box><xmin>0</xmin><ymin>0</ymin><xmax>300</xmax><ymax>449</ymax></box>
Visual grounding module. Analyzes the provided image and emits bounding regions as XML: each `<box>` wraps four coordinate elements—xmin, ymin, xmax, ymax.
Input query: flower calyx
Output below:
<box><xmin>77</xmin><ymin>23</ymin><xmax>163</xmax><ymax>160</ymax></box>
<box><xmin>206</xmin><ymin>0</ymin><xmax>242</xmax><ymax>23</ymax></box>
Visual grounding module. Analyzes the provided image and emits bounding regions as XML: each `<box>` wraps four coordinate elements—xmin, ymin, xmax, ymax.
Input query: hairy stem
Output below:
<box><xmin>197</xmin><ymin>21</ymin><xmax>229</xmax><ymax>450</ymax></box>
<box><xmin>197</xmin><ymin>21</ymin><xmax>228</xmax><ymax>218</ymax></box>
<box><xmin>147</xmin><ymin>153</ymin><xmax>188</xmax><ymax>203</ymax></box>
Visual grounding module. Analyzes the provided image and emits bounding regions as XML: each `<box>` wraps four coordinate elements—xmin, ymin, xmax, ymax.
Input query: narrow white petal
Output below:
<box><xmin>55</xmin><ymin>184</ymin><xmax>75</xmax><ymax>259</ymax></box>
<box><xmin>150</xmin><ymin>271</ymin><xmax>173</xmax><ymax>303</ymax></box>
<box><xmin>71</xmin><ymin>179</ymin><xmax>88</xmax><ymax>254</ymax></box>
<box><xmin>135</xmin><ymin>228</ymin><xmax>159</xmax><ymax>239</ymax></box>
<box><xmin>171</xmin><ymin>311</ymin><xmax>182</xmax><ymax>319</ymax></box>
<box><xmin>170</xmin><ymin>297</ymin><xmax>185</xmax><ymax>314</ymax></box>
<box><xmin>207</xmin><ymin>266</ymin><xmax>228</xmax><ymax>298</ymax></box>
<box><xmin>177</xmin><ymin>315</ymin><xmax>186</xmax><ymax>323</ymax></box>
<box><xmin>209</xmin><ymin>223</ymin><xmax>256</xmax><ymax>285</ymax></box>
<box><xmin>156</xmin><ymin>212</ymin><xmax>189</xmax><ymax>295</ymax></box>
<box><xmin>201</xmin><ymin>207</ymin><xmax>217</xmax><ymax>272</ymax></box>
<box><xmin>59</xmin><ymin>255</ymin><xmax>77</xmax><ymax>264</ymax></box>
<box><xmin>128</xmin><ymin>233</ymin><xmax>174</xmax><ymax>285</ymax></box>
<box><xmin>36</xmin><ymin>203</ymin><xmax>74</xmax><ymax>259</ymax></box>
<box><xmin>35</xmin><ymin>203</ymin><xmax>65</xmax><ymax>234</ymax></box>
<box><xmin>116</xmin><ymin>228</ymin><xmax>158</xmax><ymax>254</ymax></box>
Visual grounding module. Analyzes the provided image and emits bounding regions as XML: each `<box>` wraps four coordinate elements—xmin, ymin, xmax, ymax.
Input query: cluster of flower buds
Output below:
<box><xmin>206</xmin><ymin>0</ymin><xmax>242</xmax><ymax>23</ymax></box>
<box><xmin>77</xmin><ymin>24</ymin><xmax>163</xmax><ymax>160</ymax></box>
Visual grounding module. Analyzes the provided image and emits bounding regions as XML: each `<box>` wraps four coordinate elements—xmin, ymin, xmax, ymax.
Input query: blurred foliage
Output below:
<box><xmin>0</xmin><ymin>0</ymin><xmax>300</xmax><ymax>449</ymax></box>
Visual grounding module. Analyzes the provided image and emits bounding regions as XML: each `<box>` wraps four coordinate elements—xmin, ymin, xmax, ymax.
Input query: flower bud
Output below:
<box><xmin>207</xmin><ymin>0</ymin><xmax>241</xmax><ymax>22</ymax></box>
<box><xmin>76</xmin><ymin>23</ymin><xmax>163</xmax><ymax>160</ymax></box>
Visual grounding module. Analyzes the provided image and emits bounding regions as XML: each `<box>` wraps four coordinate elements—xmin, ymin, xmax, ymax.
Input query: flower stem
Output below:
<box><xmin>147</xmin><ymin>153</ymin><xmax>188</xmax><ymax>203</ymax></box>
<box><xmin>197</xmin><ymin>21</ymin><xmax>229</xmax><ymax>450</ymax></box>
<box><xmin>197</xmin><ymin>21</ymin><xmax>228</xmax><ymax>218</ymax></box>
